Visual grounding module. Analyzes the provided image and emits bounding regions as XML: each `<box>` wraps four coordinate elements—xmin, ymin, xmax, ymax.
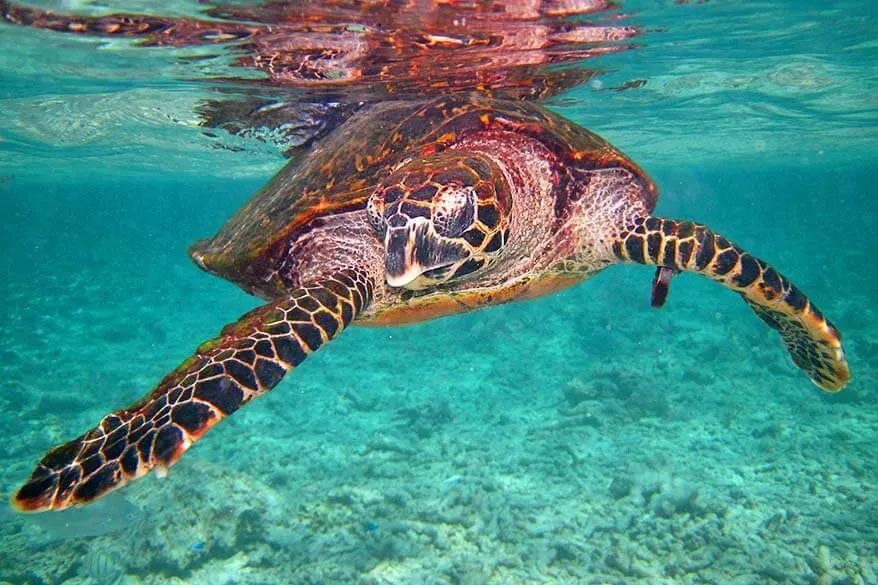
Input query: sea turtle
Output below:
<box><xmin>13</xmin><ymin>94</ymin><xmax>850</xmax><ymax>512</ymax></box>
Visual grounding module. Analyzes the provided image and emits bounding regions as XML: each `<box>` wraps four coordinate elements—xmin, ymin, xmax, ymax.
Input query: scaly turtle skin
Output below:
<box><xmin>13</xmin><ymin>95</ymin><xmax>850</xmax><ymax>512</ymax></box>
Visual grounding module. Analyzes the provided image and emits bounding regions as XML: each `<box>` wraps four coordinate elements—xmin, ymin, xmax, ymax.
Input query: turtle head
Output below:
<box><xmin>368</xmin><ymin>151</ymin><xmax>511</xmax><ymax>290</ymax></box>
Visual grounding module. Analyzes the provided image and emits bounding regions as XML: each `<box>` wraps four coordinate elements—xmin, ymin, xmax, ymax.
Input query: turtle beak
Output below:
<box><xmin>384</xmin><ymin>219</ymin><xmax>467</xmax><ymax>289</ymax></box>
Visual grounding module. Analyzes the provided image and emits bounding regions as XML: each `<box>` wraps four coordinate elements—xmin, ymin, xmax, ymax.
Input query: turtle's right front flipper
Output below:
<box><xmin>13</xmin><ymin>269</ymin><xmax>373</xmax><ymax>512</ymax></box>
<box><xmin>613</xmin><ymin>217</ymin><xmax>850</xmax><ymax>392</ymax></box>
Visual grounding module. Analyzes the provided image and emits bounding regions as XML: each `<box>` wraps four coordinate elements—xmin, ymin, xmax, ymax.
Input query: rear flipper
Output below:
<box><xmin>613</xmin><ymin>217</ymin><xmax>850</xmax><ymax>391</ymax></box>
<box><xmin>13</xmin><ymin>269</ymin><xmax>373</xmax><ymax>511</ymax></box>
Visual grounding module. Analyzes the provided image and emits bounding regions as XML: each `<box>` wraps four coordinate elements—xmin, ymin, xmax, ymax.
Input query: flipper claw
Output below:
<box><xmin>614</xmin><ymin>216</ymin><xmax>851</xmax><ymax>391</ymax></box>
<box><xmin>650</xmin><ymin>266</ymin><xmax>678</xmax><ymax>308</ymax></box>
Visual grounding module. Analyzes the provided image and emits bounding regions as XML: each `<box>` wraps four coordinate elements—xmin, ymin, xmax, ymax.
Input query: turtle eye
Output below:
<box><xmin>366</xmin><ymin>195</ymin><xmax>385</xmax><ymax>234</ymax></box>
<box><xmin>432</xmin><ymin>185</ymin><xmax>476</xmax><ymax>238</ymax></box>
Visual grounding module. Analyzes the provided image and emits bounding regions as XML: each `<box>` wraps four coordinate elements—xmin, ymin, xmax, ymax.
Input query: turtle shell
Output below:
<box><xmin>191</xmin><ymin>94</ymin><xmax>656</xmax><ymax>296</ymax></box>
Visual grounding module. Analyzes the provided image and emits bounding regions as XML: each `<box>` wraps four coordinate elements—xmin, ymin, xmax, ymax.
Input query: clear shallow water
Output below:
<box><xmin>0</xmin><ymin>2</ymin><xmax>876</xmax><ymax>584</ymax></box>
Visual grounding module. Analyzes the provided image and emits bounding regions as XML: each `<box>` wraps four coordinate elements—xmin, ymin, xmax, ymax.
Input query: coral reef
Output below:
<box><xmin>1</xmin><ymin>167</ymin><xmax>874</xmax><ymax>585</ymax></box>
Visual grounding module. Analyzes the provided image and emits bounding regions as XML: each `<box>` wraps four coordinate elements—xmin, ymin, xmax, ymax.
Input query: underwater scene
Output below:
<box><xmin>0</xmin><ymin>1</ymin><xmax>875</xmax><ymax>584</ymax></box>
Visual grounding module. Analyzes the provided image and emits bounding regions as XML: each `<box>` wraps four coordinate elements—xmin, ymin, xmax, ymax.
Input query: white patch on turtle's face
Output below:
<box><xmin>382</xmin><ymin>216</ymin><xmax>469</xmax><ymax>289</ymax></box>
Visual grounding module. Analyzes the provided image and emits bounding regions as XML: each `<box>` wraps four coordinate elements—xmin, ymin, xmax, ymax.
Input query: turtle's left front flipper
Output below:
<box><xmin>613</xmin><ymin>217</ymin><xmax>850</xmax><ymax>392</ymax></box>
<box><xmin>13</xmin><ymin>269</ymin><xmax>373</xmax><ymax>512</ymax></box>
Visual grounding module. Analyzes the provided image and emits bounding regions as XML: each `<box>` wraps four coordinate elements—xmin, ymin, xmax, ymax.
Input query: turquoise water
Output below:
<box><xmin>0</xmin><ymin>1</ymin><xmax>875</xmax><ymax>584</ymax></box>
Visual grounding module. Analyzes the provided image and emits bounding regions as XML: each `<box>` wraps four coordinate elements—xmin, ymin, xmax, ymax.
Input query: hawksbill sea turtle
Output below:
<box><xmin>13</xmin><ymin>94</ymin><xmax>850</xmax><ymax>512</ymax></box>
